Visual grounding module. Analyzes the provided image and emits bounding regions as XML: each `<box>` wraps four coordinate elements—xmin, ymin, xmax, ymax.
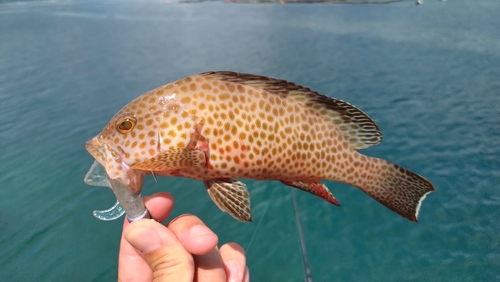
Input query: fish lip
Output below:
<box><xmin>85</xmin><ymin>137</ymin><xmax>106</xmax><ymax>166</ymax></box>
<box><xmin>86</xmin><ymin>136</ymin><xmax>128</xmax><ymax>175</ymax></box>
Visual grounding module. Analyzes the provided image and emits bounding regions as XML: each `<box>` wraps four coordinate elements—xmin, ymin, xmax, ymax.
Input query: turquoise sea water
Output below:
<box><xmin>1</xmin><ymin>0</ymin><xmax>499</xmax><ymax>281</ymax></box>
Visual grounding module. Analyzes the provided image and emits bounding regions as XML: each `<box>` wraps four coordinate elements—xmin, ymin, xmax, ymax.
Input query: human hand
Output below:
<box><xmin>118</xmin><ymin>192</ymin><xmax>249</xmax><ymax>282</ymax></box>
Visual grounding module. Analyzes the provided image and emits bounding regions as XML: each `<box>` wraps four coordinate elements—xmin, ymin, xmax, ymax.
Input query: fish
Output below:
<box><xmin>86</xmin><ymin>71</ymin><xmax>434</xmax><ymax>222</ymax></box>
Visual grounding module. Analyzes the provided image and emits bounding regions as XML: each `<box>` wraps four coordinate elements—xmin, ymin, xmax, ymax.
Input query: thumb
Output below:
<box><xmin>124</xmin><ymin>219</ymin><xmax>194</xmax><ymax>282</ymax></box>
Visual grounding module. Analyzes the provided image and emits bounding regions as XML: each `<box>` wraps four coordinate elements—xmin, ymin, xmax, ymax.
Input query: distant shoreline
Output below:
<box><xmin>225</xmin><ymin>0</ymin><xmax>400</xmax><ymax>3</ymax></box>
<box><xmin>180</xmin><ymin>0</ymin><xmax>401</xmax><ymax>3</ymax></box>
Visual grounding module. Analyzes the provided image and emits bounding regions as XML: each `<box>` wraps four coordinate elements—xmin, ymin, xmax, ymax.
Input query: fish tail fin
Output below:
<box><xmin>350</xmin><ymin>157</ymin><xmax>434</xmax><ymax>222</ymax></box>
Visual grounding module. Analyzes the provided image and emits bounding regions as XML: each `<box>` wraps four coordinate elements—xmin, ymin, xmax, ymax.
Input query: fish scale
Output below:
<box><xmin>86</xmin><ymin>71</ymin><xmax>434</xmax><ymax>222</ymax></box>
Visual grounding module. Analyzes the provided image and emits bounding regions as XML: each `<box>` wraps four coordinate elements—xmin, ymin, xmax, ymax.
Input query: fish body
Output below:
<box><xmin>86</xmin><ymin>71</ymin><xmax>434</xmax><ymax>222</ymax></box>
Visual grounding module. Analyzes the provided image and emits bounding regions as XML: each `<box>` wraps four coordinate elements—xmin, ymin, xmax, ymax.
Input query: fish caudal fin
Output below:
<box><xmin>350</xmin><ymin>157</ymin><xmax>434</xmax><ymax>222</ymax></box>
<box><xmin>204</xmin><ymin>178</ymin><xmax>252</xmax><ymax>222</ymax></box>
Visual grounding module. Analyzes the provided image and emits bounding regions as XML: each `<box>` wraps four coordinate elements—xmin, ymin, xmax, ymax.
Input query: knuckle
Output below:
<box><xmin>149</xmin><ymin>251</ymin><xmax>194</xmax><ymax>280</ymax></box>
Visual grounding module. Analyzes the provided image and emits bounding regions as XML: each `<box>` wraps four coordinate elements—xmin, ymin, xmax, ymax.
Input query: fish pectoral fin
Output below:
<box><xmin>131</xmin><ymin>148</ymin><xmax>206</xmax><ymax>171</ymax></box>
<box><xmin>204</xmin><ymin>178</ymin><xmax>252</xmax><ymax>222</ymax></box>
<box><xmin>281</xmin><ymin>180</ymin><xmax>340</xmax><ymax>206</ymax></box>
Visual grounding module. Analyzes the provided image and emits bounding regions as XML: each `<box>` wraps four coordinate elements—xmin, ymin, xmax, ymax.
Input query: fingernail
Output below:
<box><xmin>125</xmin><ymin>226</ymin><xmax>161</xmax><ymax>254</ymax></box>
<box><xmin>225</xmin><ymin>261</ymin><xmax>242</xmax><ymax>282</ymax></box>
<box><xmin>189</xmin><ymin>225</ymin><xmax>212</xmax><ymax>238</ymax></box>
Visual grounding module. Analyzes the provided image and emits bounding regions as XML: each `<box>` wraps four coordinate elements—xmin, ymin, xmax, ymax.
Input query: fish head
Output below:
<box><xmin>86</xmin><ymin>89</ymin><xmax>205</xmax><ymax>194</ymax></box>
<box><xmin>85</xmin><ymin>112</ymin><xmax>147</xmax><ymax>194</ymax></box>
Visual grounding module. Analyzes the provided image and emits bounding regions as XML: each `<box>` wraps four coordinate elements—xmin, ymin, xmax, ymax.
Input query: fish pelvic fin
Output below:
<box><xmin>349</xmin><ymin>157</ymin><xmax>434</xmax><ymax>222</ymax></box>
<box><xmin>131</xmin><ymin>148</ymin><xmax>206</xmax><ymax>171</ymax></box>
<box><xmin>282</xmin><ymin>180</ymin><xmax>340</xmax><ymax>206</ymax></box>
<box><xmin>204</xmin><ymin>178</ymin><xmax>252</xmax><ymax>222</ymax></box>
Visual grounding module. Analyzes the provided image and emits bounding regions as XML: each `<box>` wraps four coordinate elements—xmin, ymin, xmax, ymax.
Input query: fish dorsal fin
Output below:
<box><xmin>201</xmin><ymin>71</ymin><xmax>383</xmax><ymax>149</ymax></box>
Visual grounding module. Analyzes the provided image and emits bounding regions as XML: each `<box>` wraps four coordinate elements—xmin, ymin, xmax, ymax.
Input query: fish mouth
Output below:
<box><xmin>85</xmin><ymin>137</ymin><xmax>107</xmax><ymax>165</ymax></box>
<box><xmin>85</xmin><ymin>135</ymin><xmax>125</xmax><ymax>169</ymax></box>
<box><xmin>85</xmin><ymin>136</ymin><xmax>145</xmax><ymax>194</ymax></box>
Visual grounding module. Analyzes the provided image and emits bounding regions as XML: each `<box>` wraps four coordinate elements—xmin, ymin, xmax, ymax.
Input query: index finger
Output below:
<box><xmin>168</xmin><ymin>214</ymin><xmax>225</xmax><ymax>282</ymax></box>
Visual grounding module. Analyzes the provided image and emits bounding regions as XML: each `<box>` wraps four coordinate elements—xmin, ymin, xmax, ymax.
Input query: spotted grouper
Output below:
<box><xmin>86</xmin><ymin>71</ymin><xmax>434</xmax><ymax>222</ymax></box>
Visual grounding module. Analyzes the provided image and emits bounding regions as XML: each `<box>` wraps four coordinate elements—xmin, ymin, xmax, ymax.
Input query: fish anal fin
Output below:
<box><xmin>282</xmin><ymin>180</ymin><xmax>340</xmax><ymax>206</ymax></box>
<box><xmin>200</xmin><ymin>71</ymin><xmax>382</xmax><ymax>149</ymax></box>
<box><xmin>204</xmin><ymin>178</ymin><xmax>252</xmax><ymax>222</ymax></box>
<box><xmin>131</xmin><ymin>148</ymin><xmax>206</xmax><ymax>171</ymax></box>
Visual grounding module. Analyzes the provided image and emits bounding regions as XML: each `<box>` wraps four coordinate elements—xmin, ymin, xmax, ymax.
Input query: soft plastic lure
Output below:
<box><xmin>84</xmin><ymin>161</ymin><xmax>149</xmax><ymax>221</ymax></box>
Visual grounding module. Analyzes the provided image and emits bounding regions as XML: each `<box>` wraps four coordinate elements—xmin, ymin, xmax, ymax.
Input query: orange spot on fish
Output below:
<box><xmin>226</xmin><ymin>83</ymin><xmax>235</xmax><ymax>92</ymax></box>
<box><xmin>202</xmin><ymin>83</ymin><xmax>212</xmax><ymax>90</ymax></box>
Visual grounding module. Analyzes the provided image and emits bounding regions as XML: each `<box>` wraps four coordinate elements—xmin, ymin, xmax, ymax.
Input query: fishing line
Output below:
<box><xmin>291</xmin><ymin>188</ymin><xmax>313</xmax><ymax>282</ymax></box>
<box><xmin>245</xmin><ymin>186</ymin><xmax>276</xmax><ymax>253</ymax></box>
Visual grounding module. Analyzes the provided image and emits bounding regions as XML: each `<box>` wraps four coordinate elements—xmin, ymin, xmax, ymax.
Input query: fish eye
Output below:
<box><xmin>115</xmin><ymin>116</ymin><xmax>136</xmax><ymax>134</ymax></box>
